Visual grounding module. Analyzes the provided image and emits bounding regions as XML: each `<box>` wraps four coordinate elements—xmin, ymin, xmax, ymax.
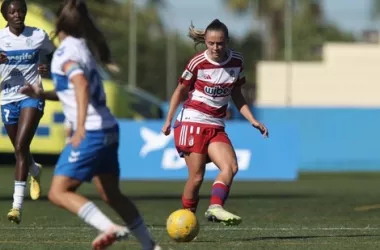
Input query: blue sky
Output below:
<box><xmin>136</xmin><ymin>0</ymin><xmax>376</xmax><ymax>38</ymax></box>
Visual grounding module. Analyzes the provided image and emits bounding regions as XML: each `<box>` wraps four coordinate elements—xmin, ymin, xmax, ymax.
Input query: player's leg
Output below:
<box><xmin>2</xmin><ymin>100</ymin><xmax>42</xmax><ymax>223</ymax></box>
<box><xmin>92</xmin><ymin>128</ymin><xmax>160</xmax><ymax>250</ymax></box>
<box><xmin>93</xmin><ymin>174</ymin><xmax>160</xmax><ymax>250</ymax></box>
<box><xmin>48</xmin><ymin>176</ymin><xmax>127</xmax><ymax>232</ymax></box>
<box><xmin>2</xmin><ymin>102</ymin><xmax>22</xmax><ymax>223</ymax></box>
<box><xmin>3</xmin><ymin>118</ymin><xmax>41</xmax><ymax>187</ymax></box>
<box><xmin>16</xmin><ymin>99</ymin><xmax>45</xmax><ymax>201</ymax></box>
<box><xmin>204</xmin><ymin>131</ymin><xmax>241</xmax><ymax>226</ymax></box>
<box><xmin>173</xmin><ymin>122</ymin><xmax>208</xmax><ymax>213</ymax></box>
<box><xmin>3</xmin><ymin>120</ymin><xmax>41</xmax><ymax>200</ymax></box>
<box><xmin>182</xmin><ymin>153</ymin><xmax>207</xmax><ymax>213</ymax></box>
<box><xmin>51</xmin><ymin>139</ymin><xmax>129</xmax><ymax>249</ymax></box>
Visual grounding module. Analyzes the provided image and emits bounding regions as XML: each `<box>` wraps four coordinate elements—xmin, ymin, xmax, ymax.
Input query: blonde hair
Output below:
<box><xmin>187</xmin><ymin>19</ymin><xmax>229</xmax><ymax>48</ymax></box>
<box><xmin>188</xmin><ymin>22</ymin><xmax>206</xmax><ymax>47</ymax></box>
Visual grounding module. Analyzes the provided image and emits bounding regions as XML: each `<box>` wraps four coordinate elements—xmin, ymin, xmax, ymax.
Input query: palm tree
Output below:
<box><xmin>370</xmin><ymin>0</ymin><xmax>380</xmax><ymax>20</ymax></box>
<box><xmin>224</xmin><ymin>0</ymin><xmax>323</xmax><ymax>60</ymax></box>
<box><xmin>224</xmin><ymin>0</ymin><xmax>285</xmax><ymax>59</ymax></box>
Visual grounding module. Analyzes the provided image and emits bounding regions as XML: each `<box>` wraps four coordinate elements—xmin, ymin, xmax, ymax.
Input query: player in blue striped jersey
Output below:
<box><xmin>0</xmin><ymin>0</ymin><xmax>55</xmax><ymax>223</ymax></box>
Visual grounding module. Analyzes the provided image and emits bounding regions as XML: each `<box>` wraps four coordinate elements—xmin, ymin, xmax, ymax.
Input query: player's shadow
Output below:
<box><xmin>0</xmin><ymin>193</ymin><xmax>315</xmax><ymax>201</ymax></box>
<box><xmin>235</xmin><ymin>234</ymin><xmax>379</xmax><ymax>241</ymax></box>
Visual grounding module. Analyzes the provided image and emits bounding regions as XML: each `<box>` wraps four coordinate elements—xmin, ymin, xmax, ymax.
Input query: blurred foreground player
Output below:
<box><xmin>21</xmin><ymin>0</ymin><xmax>161</xmax><ymax>249</ymax></box>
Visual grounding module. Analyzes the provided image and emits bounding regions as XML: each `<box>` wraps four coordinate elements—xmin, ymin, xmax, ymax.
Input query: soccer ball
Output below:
<box><xmin>166</xmin><ymin>209</ymin><xmax>199</xmax><ymax>242</ymax></box>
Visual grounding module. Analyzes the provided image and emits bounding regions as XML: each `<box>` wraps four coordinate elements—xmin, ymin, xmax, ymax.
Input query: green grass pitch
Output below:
<box><xmin>0</xmin><ymin>167</ymin><xmax>379</xmax><ymax>249</ymax></box>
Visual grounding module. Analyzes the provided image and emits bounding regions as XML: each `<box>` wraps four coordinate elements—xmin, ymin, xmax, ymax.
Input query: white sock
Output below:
<box><xmin>78</xmin><ymin>202</ymin><xmax>114</xmax><ymax>232</ymax></box>
<box><xmin>13</xmin><ymin>181</ymin><xmax>26</xmax><ymax>209</ymax></box>
<box><xmin>29</xmin><ymin>162</ymin><xmax>40</xmax><ymax>177</ymax></box>
<box><xmin>129</xmin><ymin>217</ymin><xmax>155</xmax><ymax>250</ymax></box>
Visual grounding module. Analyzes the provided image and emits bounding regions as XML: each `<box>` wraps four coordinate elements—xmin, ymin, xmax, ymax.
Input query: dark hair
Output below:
<box><xmin>1</xmin><ymin>0</ymin><xmax>27</xmax><ymax>22</ymax></box>
<box><xmin>55</xmin><ymin>0</ymin><xmax>112</xmax><ymax>65</ymax></box>
<box><xmin>188</xmin><ymin>19</ymin><xmax>229</xmax><ymax>47</ymax></box>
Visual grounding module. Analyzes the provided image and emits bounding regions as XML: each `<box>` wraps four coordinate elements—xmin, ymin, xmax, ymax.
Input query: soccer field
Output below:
<box><xmin>0</xmin><ymin>167</ymin><xmax>380</xmax><ymax>249</ymax></box>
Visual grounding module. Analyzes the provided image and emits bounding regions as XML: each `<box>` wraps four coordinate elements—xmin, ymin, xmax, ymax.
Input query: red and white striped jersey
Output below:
<box><xmin>177</xmin><ymin>49</ymin><xmax>245</xmax><ymax>127</ymax></box>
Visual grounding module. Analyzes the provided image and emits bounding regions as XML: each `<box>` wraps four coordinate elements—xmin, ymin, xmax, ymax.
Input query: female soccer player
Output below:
<box><xmin>0</xmin><ymin>0</ymin><xmax>55</xmax><ymax>223</ymax></box>
<box><xmin>21</xmin><ymin>1</ymin><xmax>161</xmax><ymax>249</ymax></box>
<box><xmin>162</xmin><ymin>19</ymin><xmax>269</xmax><ymax>226</ymax></box>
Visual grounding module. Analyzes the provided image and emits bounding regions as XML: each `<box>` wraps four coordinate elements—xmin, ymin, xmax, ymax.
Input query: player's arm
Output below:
<box><xmin>231</xmin><ymin>65</ymin><xmax>269</xmax><ymax>137</ymax></box>
<box><xmin>62</xmin><ymin>61</ymin><xmax>89</xmax><ymax>131</ymax></box>
<box><xmin>38</xmin><ymin>31</ymin><xmax>56</xmax><ymax>77</ymax></box>
<box><xmin>41</xmin><ymin>90</ymin><xmax>59</xmax><ymax>101</ymax></box>
<box><xmin>231</xmin><ymin>85</ymin><xmax>258</xmax><ymax>125</ymax></box>
<box><xmin>164</xmin><ymin>66</ymin><xmax>195</xmax><ymax>124</ymax></box>
<box><xmin>19</xmin><ymin>79</ymin><xmax>59</xmax><ymax>101</ymax></box>
<box><xmin>231</xmin><ymin>85</ymin><xmax>268</xmax><ymax>137</ymax></box>
<box><xmin>165</xmin><ymin>84</ymin><xmax>189</xmax><ymax>124</ymax></box>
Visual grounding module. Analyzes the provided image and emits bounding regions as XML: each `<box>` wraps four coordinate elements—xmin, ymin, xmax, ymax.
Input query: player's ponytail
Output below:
<box><xmin>188</xmin><ymin>22</ymin><xmax>206</xmax><ymax>47</ymax></box>
<box><xmin>188</xmin><ymin>19</ymin><xmax>229</xmax><ymax>48</ymax></box>
<box><xmin>55</xmin><ymin>0</ymin><xmax>115</xmax><ymax>68</ymax></box>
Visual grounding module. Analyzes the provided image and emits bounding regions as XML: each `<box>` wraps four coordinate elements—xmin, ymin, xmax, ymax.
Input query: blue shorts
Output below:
<box><xmin>1</xmin><ymin>98</ymin><xmax>45</xmax><ymax>125</ymax></box>
<box><xmin>55</xmin><ymin>125</ymin><xmax>120</xmax><ymax>182</ymax></box>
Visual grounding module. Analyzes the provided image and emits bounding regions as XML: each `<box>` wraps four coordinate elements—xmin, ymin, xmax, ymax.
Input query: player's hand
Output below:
<box><xmin>19</xmin><ymin>83</ymin><xmax>43</xmax><ymax>99</ymax></box>
<box><xmin>161</xmin><ymin>121</ymin><xmax>171</xmax><ymax>136</ymax></box>
<box><xmin>106</xmin><ymin>63</ymin><xmax>120</xmax><ymax>74</ymax></box>
<box><xmin>252</xmin><ymin>121</ymin><xmax>269</xmax><ymax>138</ymax></box>
<box><xmin>70</xmin><ymin>126</ymin><xmax>85</xmax><ymax>148</ymax></box>
<box><xmin>38</xmin><ymin>64</ymin><xmax>49</xmax><ymax>77</ymax></box>
<box><xmin>0</xmin><ymin>52</ymin><xmax>8</xmax><ymax>64</ymax></box>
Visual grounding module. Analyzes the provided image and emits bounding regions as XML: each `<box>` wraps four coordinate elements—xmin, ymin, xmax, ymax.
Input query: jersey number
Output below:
<box><xmin>89</xmin><ymin>70</ymin><xmax>106</xmax><ymax>107</ymax></box>
<box><xmin>3</xmin><ymin>109</ymin><xmax>10</xmax><ymax>122</ymax></box>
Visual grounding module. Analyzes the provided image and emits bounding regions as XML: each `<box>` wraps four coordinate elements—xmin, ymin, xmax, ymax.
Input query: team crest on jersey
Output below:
<box><xmin>188</xmin><ymin>136</ymin><xmax>194</xmax><ymax>146</ymax></box>
<box><xmin>26</xmin><ymin>38</ymin><xmax>33</xmax><ymax>47</ymax></box>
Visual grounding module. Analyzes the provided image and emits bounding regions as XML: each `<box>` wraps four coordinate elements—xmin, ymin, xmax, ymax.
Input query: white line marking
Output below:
<box><xmin>0</xmin><ymin>226</ymin><xmax>379</xmax><ymax>231</ymax></box>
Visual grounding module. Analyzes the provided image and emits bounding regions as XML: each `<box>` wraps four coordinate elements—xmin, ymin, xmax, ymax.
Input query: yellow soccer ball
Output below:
<box><xmin>166</xmin><ymin>209</ymin><xmax>199</xmax><ymax>242</ymax></box>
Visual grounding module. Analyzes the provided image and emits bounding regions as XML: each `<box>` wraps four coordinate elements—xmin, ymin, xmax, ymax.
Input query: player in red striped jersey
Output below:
<box><xmin>162</xmin><ymin>19</ymin><xmax>268</xmax><ymax>226</ymax></box>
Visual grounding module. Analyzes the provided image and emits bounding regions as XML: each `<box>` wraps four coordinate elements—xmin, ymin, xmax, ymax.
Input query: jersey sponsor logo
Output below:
<box><xmin>5</xmin><ymin>49</ymin><xmax>39</xmax><ymax>65</ymax></box>
<box><xmin>204</xmin><ymin>86</ymin><xmax>232</xmax><ymax>97</ymax></box>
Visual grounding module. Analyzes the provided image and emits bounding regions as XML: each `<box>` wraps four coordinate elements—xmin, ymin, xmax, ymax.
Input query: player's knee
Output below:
<box><xmin>14</xmin><ymin>142</ymin><xmax>29</xmax><ymax>157</ymax></box>
<box><xmin>231</xmin><ymin>162</ymin><xmax>239</xmax><ymax>176</ymax></box>
<box><xmin>189</xmin><ymin>173</ymin><xmax>203</xmax><ymax>187</ymax></box>
<box><xmin>99</xmin><ymin>189</ymin><xmax>122</xmax><ymax>205</ymax></box>
<box><xmin>220</xmin><ymin>162</ymin><xmax>238</xmax><ymax>177</ymax></box>
<box><xmin>47</xmin><ymin>188</ymin><xmax>60</xmax><ymax>206</ymax></box>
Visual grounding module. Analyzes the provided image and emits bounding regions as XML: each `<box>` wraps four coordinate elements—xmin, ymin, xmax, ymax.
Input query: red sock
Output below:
<box><xmin>182</xmin><ymin>196</ymin><xmax>199</xmax><ymax>213</ymax></box>
<box><xmin>210</xmin><ymin>182</ymin><xmax>229</xmax><ymax>206</ymax></box>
